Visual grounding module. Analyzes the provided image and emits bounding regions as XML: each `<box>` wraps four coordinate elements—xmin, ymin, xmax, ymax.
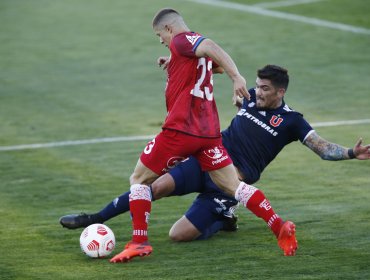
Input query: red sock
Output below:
<box><xmin>246</xmin><ymin>189</ymin><xmax>283</xmax><ymax>237</ymax></box>
<box><xmin>235</xmin><ymin>183</ymin><xmax>283</xmax><ymax>237</ymax></box>
<box><xmin>129</xmin><ymin>184</ymin><xmax>152</xmax><ymax>243</ymax></box>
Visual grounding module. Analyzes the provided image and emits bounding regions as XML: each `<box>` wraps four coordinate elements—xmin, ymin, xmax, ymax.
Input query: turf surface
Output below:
<box><xmin>1</xmin><ymin>0</ymin><xmax>369</xmax><ymax>279</ymax></box>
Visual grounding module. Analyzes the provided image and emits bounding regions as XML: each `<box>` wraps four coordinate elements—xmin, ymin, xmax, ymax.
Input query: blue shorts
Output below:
<box><xmin>169</xmin><ymin>157</ymin><xmax>238</xmax><ymax>233</ymax></box>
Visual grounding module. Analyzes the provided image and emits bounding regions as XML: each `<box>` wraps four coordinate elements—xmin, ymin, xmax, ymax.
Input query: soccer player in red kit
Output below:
<box><xmin>110</xmin><ymin>9</ymin><xmax>296</xmax><ymax>263</ymax></box>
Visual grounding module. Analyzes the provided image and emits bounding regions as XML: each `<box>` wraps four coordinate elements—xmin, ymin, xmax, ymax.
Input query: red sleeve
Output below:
<box><xmin>172</xmin><ymin>32</ymin><xmax>205</xmax><ymax>58</ymax></box>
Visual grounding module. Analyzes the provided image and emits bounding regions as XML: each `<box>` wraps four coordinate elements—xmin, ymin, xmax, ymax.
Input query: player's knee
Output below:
<box><xmin>169</xmin><ymin>230</ymin><xmax>188</xmax><ymax>242</ymax></box>
<box><xmin>129</xmin><ymin>172</ymin><xmax>143</xmax><ymax>185</ymax></box>
<box><xmin>129</xmin><ymin>160</ymin><xmax>158</xmax><ymax>185</ymax></box>
<box><xmin>169</xmin><ymin>227</ymin><xmax>194</xmax><ymax>242</ymax></box>
<box><xmin>151</xmin><ymin>174</ymin><xmax>175</xmax><ymax>200</ymax></box>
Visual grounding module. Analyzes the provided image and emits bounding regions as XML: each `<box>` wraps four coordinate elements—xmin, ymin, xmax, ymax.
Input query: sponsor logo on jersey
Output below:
<box><xmin>237</xmin><ymin>109</ymin><xmax>279</xmax><ymax>136</ymax></box>
<box><xmin>269</xmin><ymin>115</ymin><xmax>284</xmax><ymax>127</ymax></box>
<box><xmin>186</xmin><ymin>34</ymin><xmax>201</xmax><ymax>45</ymax></box>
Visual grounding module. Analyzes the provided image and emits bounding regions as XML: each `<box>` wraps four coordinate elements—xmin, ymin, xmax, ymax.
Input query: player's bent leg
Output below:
<box><xmin>234</xmin><ymin>183</ymin><xmax>298</xmax><ymax>256</ymax></box>
<box><xmin>151</xmin><ymin>173</ymin><xmax>176</xmax><ymax>200</ymax></box>
<box><xmin>277</xmin><ymin>221</ymin><xmax>298</xmax><ymax>256</ymax></box>
<box><xmin>111</xmin><ymin>184</ymin><xmax>153</xmax><ymax>263</ymax></box>
<box><xmin>113</xmin><ymin>159</ymin><xmax>158</xmax><ymax>264</ymax></box>
<box><xmin>208</xmin><ymin>164</ymin><xmax>240</xmax><ymax>197</ymax></box>
<box><xmin>169</xmin><ymin>216</ymin><xmax>201</xmax><ymax>241</ymax></box>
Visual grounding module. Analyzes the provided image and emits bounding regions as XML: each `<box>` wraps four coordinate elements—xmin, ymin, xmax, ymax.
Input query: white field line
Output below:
<box><xmin>1</xmin><ymin>119</ymin><xmax>369</xmax><ymax>152</ymax></box>
<box><xmin>254</xmin><ymin>0</ymin><xmax>325</xmax><ymax>9</ymax></box>
<box><xmin>185</xmin><ymin>0</ymin><xmax>370</xmax><ymax>35</ymax></box>
<box><xmin>310</xmin><ymin>119</ymin><xmax>370</xmax><ymax>127</ymax></box>
<box><xmin>0</xmin><ymin>135</ymin><xmax>156</xmax><ymax>152</ymax></box>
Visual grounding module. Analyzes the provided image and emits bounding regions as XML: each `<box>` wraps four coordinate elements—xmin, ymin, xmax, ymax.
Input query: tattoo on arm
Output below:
<box><xmin>304</xmin><ymin>132</ymin><xmax>349</xmax><ymax>160</ymax></box>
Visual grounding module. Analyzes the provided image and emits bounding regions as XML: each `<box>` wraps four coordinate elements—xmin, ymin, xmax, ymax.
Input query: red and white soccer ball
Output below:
<box><xmin>80</xmin><ymin>224</ymin><xmax>115</xmax><ymax>258</ymax></box>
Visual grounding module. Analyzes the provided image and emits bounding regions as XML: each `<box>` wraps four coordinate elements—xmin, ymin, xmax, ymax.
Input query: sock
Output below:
<box><xmin>98</xmin><ymin>191</ymin><xmax>130</xmax><ymax>221</ymax></box>
<box><xmin>196</xmin><ymin>221</ymin><xmax>224</xmax><ymax>240</ymax></box>
<box><xmin>129</xmin><ymin>184</ymin><xmax>152</xmax><ymax>243</ymax></box>
<box><xmin>235</xmin><ymin>182</ymin><xmax>283</xmax><ymax>237</ymax></box>
<box><xmin>98</xmin><ymin>185</ymin><xmax>155</xmax><ymax>221</ymax></box>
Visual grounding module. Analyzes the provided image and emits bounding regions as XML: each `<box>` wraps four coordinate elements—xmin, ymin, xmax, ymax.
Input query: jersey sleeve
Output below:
<box><xmin>172</xmin><ymin>33</ymin><xmax>206</xmax><ymax>58</ymax></box>
<box><xmin>295</xmin><ymin>115</ymin><xmax>314</xmax><ymax>143</ymax></box>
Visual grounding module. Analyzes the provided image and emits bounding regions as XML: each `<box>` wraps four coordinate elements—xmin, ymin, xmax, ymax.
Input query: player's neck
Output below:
<box><xmin>269</xmin><ymin>100</ymin><xmax>283</xmax><ymax>110</ymax></box>
<box><xmin>171</xmin><ymin>22</ymin><xmax>190</xmax><ymax>36</ymax></box>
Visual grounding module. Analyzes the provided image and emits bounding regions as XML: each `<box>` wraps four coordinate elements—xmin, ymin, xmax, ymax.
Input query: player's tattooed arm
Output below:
<box><xmin>304</xmin><ymin>132</ymin><xmax>370</xmax><ymax>160</ymax></box>
<box><xmin>303</xmin><ymin>131</ymin><xmax>351</xmax><ymax>160</ymax></box>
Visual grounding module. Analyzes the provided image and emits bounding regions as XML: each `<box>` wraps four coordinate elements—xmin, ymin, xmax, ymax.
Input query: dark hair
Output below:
<box><xmin>152</xmin><ymin>8</ymin><xmax>179</xmax><ymax>27</ymax></box>
<box><xmin>257</xmin><ymin>65</ymin><xmax>289</xmax><ymax>90</ymax></box>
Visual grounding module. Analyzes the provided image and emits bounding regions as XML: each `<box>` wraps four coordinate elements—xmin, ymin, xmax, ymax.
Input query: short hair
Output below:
<box><xmin>257</xmin><ymin>65</ymin><xmax>289</xmax><ymax>90</ymax></box>
<box><xmin>152</xmin><ymin>8</ymin><xmax>180</xmax><ymax>27</ymax></box>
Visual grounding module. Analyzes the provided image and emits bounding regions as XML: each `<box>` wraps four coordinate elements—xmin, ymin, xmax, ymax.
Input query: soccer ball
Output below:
<box><xmin>80</xmin><ymin>224</ymin><xmax>115</xmax><ymax>258</ymax></box>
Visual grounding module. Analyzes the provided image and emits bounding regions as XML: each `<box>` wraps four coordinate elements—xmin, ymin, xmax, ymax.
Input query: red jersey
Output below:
<box><xmin>162</xmin><ymin>32</ymin><xmax>221</xmax><ymax>138</ymax></box>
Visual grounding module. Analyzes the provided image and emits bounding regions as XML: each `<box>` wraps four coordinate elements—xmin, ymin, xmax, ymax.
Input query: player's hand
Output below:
<box><xmin>233</xmin><ymin>75</ymin><xmax>250</xmax><ymax>100</ymax></box>
<box><xmin>157</xmin><ymin>56</ymin><xmax>170</xmax><ymax>70</ymax></box>
<box><xmin>353</xmin><ymin>138</ymin><xmax>370</xmax><ymax>160</ymax></box>
<box><xmin>232</xmin><ymin>95</ymin><xmax>243</xmax><ymax>109</ymax></box>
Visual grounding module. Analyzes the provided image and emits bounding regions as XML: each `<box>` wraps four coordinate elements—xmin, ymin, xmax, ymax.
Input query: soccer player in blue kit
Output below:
<box><xmin>60</xmin><ymin>65</ymin><xmax>370</xmax><ymax>256</ymax></box>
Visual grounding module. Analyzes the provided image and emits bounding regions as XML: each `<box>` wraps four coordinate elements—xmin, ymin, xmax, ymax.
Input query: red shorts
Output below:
<box><xmin>140</xmin><ymin>129</ymin><xmax>233</xmax><ymax>175</ymax></box>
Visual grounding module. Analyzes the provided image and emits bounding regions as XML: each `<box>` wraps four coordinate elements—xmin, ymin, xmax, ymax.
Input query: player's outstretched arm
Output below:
<box><xmin>304</xmin><ymin>131</ymin><xmax>370</xmax><ymax>160</ymax></box>
<box><xmin>195</xmin><ymin>38</ymin><xmax>250</xmax><ymax>100</ymax></box>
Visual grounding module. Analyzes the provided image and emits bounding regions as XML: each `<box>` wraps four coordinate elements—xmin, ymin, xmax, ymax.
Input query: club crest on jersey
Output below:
<box><xmin>204</xmin><ymin>146</ymin><xmax>229</xmax><ymax>166</ymax></box>
<box><xmin>167</xmin><ymin>156</ymin><xmax>186</xmax><ymax>169</ymax></box>
<box><xmin>162</xmin><ymin>156</ymin><xmax>187</xmax><ymax>173</ymax></box>
<box><xmin>269</xmin><ymin>115</ymin><xmax>283</xmax><ymax>127</ymax></box>
<box><xmin>186</xmin><ymin>35</ymin><xmax>201</xmax><ymax>45</ymax></box>
<box><xmin>204</xmin><ymin>146</ymin><xmax>223</xmax><ymax>159</ymax></box>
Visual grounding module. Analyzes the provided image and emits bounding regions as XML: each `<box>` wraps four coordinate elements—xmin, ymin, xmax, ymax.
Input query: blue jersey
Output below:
<box><xmin>222</xmin><ymin>89</ymin><xmax>313</xmax><ymax>184</ymax></box>
<box><xmin>168</xmin><ymin>88</ymin><xmax>314</xmax><ymax>234</ymax></box>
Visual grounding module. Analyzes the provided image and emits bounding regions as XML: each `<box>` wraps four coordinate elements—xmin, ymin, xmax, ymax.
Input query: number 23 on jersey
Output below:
<box><xmin>190</xmin><ymin>57</ymin><xmax>214</xmax><ymax>101</ymax></box>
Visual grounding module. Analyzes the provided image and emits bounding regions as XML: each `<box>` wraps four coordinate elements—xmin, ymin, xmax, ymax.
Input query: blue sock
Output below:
<box><xmin>98</xmin><ymin>191</ymin><xmax>130</xmax><ymax>221</ymax></box>
<box><xmin>196</xmin><ymin>221</ymin><xmax>224</xmax><ymax>240</ymax></box>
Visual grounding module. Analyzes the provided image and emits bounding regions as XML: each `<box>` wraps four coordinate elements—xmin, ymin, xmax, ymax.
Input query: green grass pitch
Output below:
<box><xmin>1</xmin><ymin>0</ymin><xmax>369</xmax><ymax>279</ymax></box>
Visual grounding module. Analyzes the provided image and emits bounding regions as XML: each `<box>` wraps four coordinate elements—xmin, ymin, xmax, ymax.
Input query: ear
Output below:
<box><xmin>164</xmin><ymin>24</ymin><xmax>172</xmax><ymax>33</ymax></box>
<box><xmin>277</xmin><ymin>88</ymin><xmax>286</xmax><ymax>98</ymax></box>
